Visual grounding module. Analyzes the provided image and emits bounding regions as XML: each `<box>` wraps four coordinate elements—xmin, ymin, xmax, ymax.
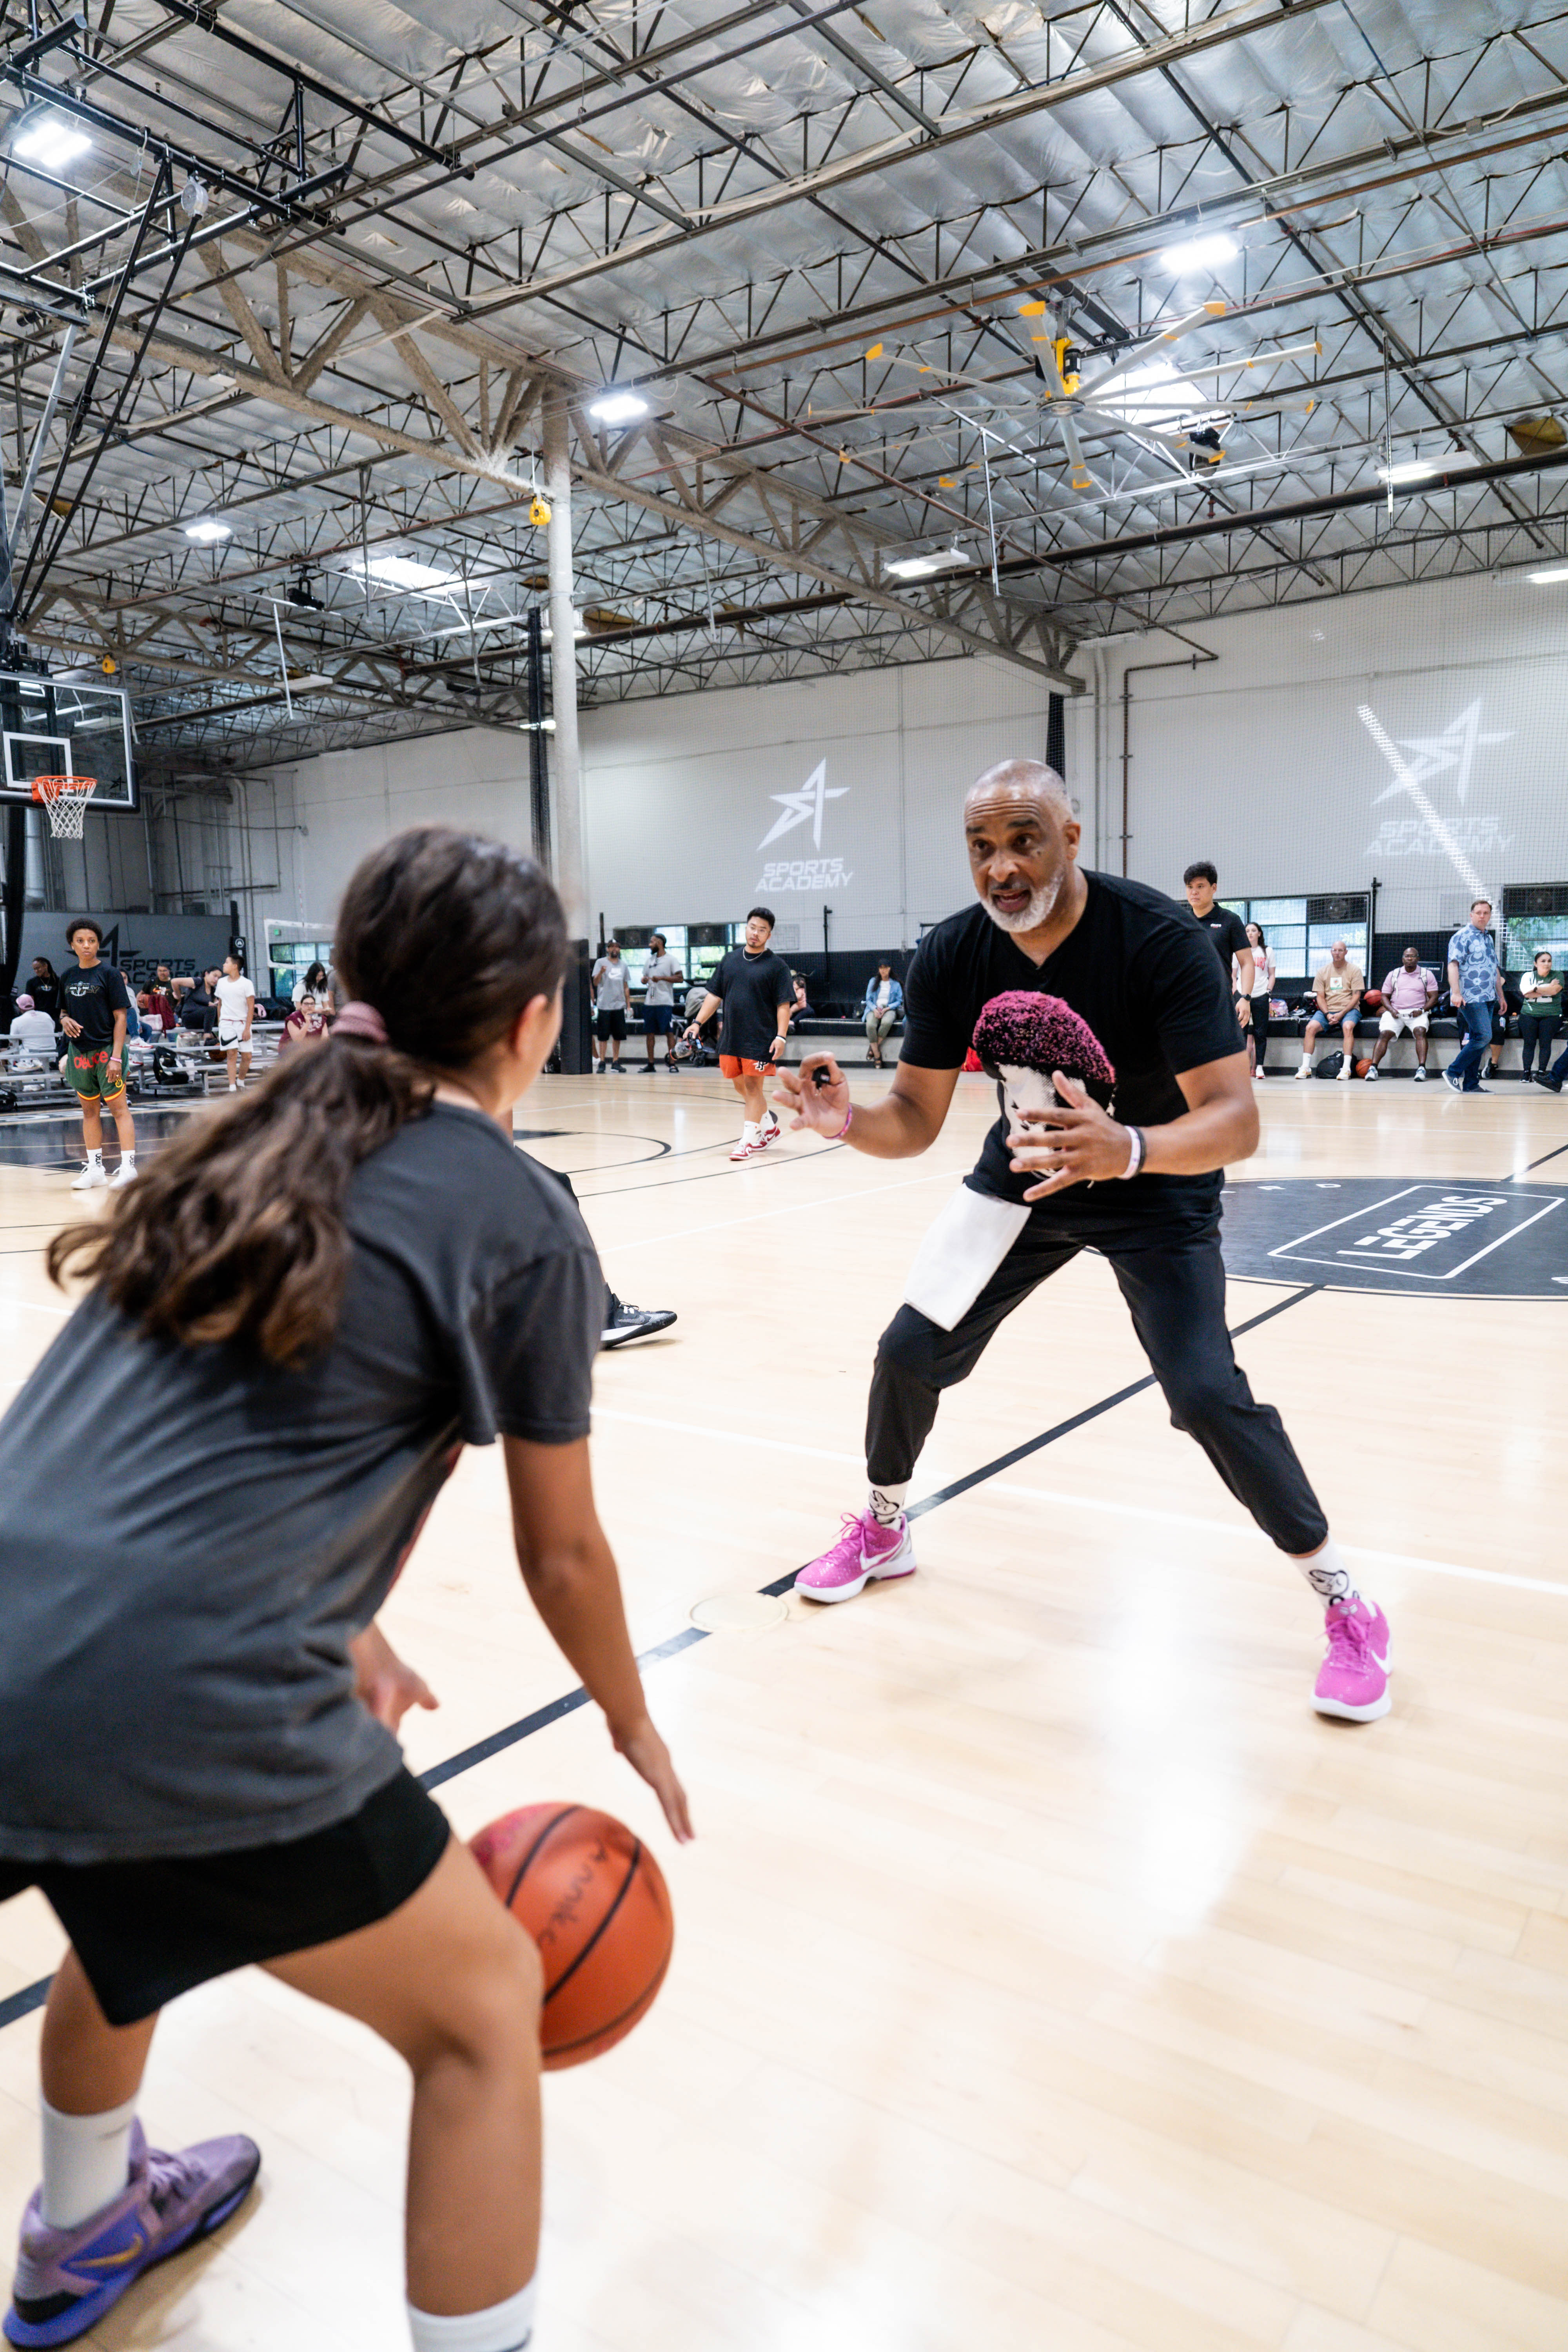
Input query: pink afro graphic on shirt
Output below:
<box><xmin>971</xmin><ymin>991</ymin><xmax>1115</xmax><ymax>1087</ymax></box>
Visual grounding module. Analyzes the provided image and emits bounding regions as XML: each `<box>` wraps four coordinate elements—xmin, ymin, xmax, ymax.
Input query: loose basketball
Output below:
<box><xmin>470</xmin><ymin>1803</ymin><xmax>673</xmax><ymax>2069</ymax></box>
<box><xmin>1354</xmin><ymin>1058</ymin><xmax>1372</xmax><ymax>1078</ymax></box>
<box><xmin>1363</xmin><ymin>987</ymin><xmax>1384</xmax><ymax>1010</ymax></box>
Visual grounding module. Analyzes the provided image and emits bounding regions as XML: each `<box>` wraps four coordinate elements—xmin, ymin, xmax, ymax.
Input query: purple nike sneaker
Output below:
<box><xmin>5</xmin><ymin>2120</ymin><xmax>260</xmax><ymax>2346</ymax></box>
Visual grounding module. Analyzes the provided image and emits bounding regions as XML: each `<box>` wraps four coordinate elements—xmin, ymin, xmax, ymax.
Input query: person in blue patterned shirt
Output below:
<box><xmin>1444</xmin><ymin>898</ymin><xmax>1506</xmax><ymax>1094</ymax></box>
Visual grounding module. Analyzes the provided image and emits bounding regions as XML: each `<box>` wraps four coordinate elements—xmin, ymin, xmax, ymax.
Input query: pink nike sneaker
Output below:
<box><xmin>1312</xmin><ymin>1596</ymin><xmax>1391</xmax><ymax>1722</ymax></box>
<box><xmin>795</xmin><ymin>1509</ymin><xmax>916</xmax><ymax>1603</ymax></box>
<box><xmin>5</xmin><ymin>2120</ymin><xmax>260</xmax><ymax>2345</ymax></box>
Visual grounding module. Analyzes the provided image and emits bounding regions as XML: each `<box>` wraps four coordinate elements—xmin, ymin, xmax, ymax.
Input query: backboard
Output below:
<box><xmin>0</xmin><ymin>672</ymin><xmax>134</xmax><ymax>809</ymax></box>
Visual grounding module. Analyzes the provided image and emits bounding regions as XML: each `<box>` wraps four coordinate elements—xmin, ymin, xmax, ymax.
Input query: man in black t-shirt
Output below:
<box><xmin>59</xmin><ymin>918</ymin><xmax>138</xmax><ymax>1191</ymax></box>
<box><xmin>684</xmin><ymin>906</ymin><xmax>794</xmax><ymax>1161</ymax></box>
<box><xmin>1183</xmin><ymin>861</ymin><xmax>1254</xmax><ymax>1038</ymax></box>
<box><xmin>775</xmin><ymin>761</ymin><xmax>1390</xmax><ymax>1726</ymax></box>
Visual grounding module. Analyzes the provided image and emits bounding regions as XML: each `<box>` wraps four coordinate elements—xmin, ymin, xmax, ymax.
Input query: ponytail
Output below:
<box><xmin>49</xmin><ymin>828</ymin><xmax>566</xmax><ymax>1364</ymax></box>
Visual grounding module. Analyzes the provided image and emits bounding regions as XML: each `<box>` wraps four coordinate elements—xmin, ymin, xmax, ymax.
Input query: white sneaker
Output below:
<box><xmin>109</xmin><ymin>1158</ymin><xmax>137</xmax><ymax>1188</ymax></box>
<box><xmin>1414</xmin><ymin>1067</ymin><xmax>1428</xmax><ymax>1082</ymax></box>
<box><xmin>1363</xmin><ymin>1065</ymin><xmax>1379</xmax><ymax>1082</ymax></box>
<box><xmin>71</xmin><ymin>1160</ymin><xmax>107</xmax><ymax>1190</ymax></box>
<box><xmin>1337</xmin><ymin>1065</ymin><xmax>1351</xmax><ymax>1082</ymax></box>
<box><xmin>757</xmin><ymin>1111</ymin><xmax>780</xmax><ymax>1148</ymax></box>
<box><xmin>1252</xmin><ymin>1067</ymin><xmax>1266</xmax><ymax>1082</ymax></box>
<box><xmin>1294</xmin><ymin>1063</ymin><xmax>1312</xmax><ymax>1081</ymax></box>
<box><xmin>729</xmin><ymin>1131</ymin><xmax>760</xmax><ymax>1163</ymax></box>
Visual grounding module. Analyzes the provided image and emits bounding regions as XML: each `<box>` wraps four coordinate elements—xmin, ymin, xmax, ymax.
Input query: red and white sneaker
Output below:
<box><xmin>1313</xmin><ymin>1596</ymin><xmax>1391</xmax><ymax>1721</ymax></box>
<box><xmin>795</xmin><ymin>1509</ymin><xmax>916</xmax><ymax>1603</ymax></box>
<box><xmin>755</xmin><ymin>1111</ymin><xmax>781</xmax><ymax>1149</ymax></box>
<box><xmin>728</xmin><ymin>1131</ymin><xmax>760</xmax><ymax>1162</ymax></box>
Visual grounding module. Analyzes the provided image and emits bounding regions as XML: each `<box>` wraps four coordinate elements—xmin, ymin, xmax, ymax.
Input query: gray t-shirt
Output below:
<box><xmin>642</xmin><ymin>953</ymin><xmax>677</xmax><ymax>1007</ymax></box>
<box><xmin>0</xmin><ymin>1104</ymin><xmax>603</xmax><ymax>1864</ymax></box>
<box><xmin>592</xmin><ymin>956</ymin><xmax>629</xmax><ymax>1012</ymax></box>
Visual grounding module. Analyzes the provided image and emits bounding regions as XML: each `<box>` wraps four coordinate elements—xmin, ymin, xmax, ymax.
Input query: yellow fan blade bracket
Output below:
<box><xmin>1205</xmin><ymin>301</ymin><xmax>1226</xmax><ymax>316</ymax></box>
<box><xmin>1017</xmin><ymin>299</ymin><xmax>1047</xmax><ymax>316</ymax></box>
<box><xmin>938</xmin><ymin>475</ymin><xmax>957</xmax><ymax>488</ymax></box>
<box><xmin>865</xmin><ymin>342</ymin><xmax>884</xmax><ymax>359</ymax></box>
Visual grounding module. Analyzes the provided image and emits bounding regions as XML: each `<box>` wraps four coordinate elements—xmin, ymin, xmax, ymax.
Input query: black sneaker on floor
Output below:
<box><xmin>602</xmin><ymin>1296</ymin><xmax>677</xmax><ymax>1347</ymax></box>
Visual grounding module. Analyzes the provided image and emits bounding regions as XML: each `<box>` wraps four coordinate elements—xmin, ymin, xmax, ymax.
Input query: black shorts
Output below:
<box><xmin>595</xmin><ymin>1007</ymin><xmax>627</xmax><ymax>1042</ymax></box>
<box><xmin>0</xmin><ymin>1769</ymin><xmax>450</xmax><ymax>2027</ymax></box>
<box><xmin>642</xmin><ymin>1004</ymin><xmax>673</xmax><ymax>1035</ymax></box>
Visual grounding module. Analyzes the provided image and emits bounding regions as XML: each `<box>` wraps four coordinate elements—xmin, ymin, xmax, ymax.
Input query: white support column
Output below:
<box><xmin>542</xmin><ymin>390</ymin><xmax>586</xmax><ymax>939</ymax></box>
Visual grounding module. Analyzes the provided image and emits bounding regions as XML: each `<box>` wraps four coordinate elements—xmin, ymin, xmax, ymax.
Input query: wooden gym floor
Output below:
<box><xmin>0</xmin><ymin>1067</ymin><xmax>1564</xmax><ymax>2350</ymax></box>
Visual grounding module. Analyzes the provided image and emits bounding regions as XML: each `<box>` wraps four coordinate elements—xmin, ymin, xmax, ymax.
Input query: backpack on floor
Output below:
<box><xmin>1314</xmin><ymin>1050</ymin><xmax>1345</xmax><ymax>1080</ymax></box>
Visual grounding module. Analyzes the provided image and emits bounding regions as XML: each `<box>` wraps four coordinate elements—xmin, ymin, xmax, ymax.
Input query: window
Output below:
<box><xmin>1504</xmin><ymin>914</ymin><xmax>1568</xmax><ymax>972</ymax></box>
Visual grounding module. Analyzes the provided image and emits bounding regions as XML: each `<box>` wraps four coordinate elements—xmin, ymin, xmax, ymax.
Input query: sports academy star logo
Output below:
<box><xmin>756</xmin><ymin>757</ymin><xmax>853</xmax><ymax>893</ymax></box>
<box><xmin>1358</xmin><ymin>696</ymin><xmax>1513</xmax><ymax>893</ymax></box>
<box><xmin>757</xmin><ymin>758</ymin><xmax>849</xmax><ymax>851</ymax></box>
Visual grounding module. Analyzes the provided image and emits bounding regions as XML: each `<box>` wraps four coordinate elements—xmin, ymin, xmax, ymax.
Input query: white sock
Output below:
<box><xmin>408</xmin><ymin>2277</ymin><xmax>536</xmax><ymax>2350</ymax></box>
<box><xmin>1297</xmin><ymin>1054</ymin><xmax>1311</xmax><ymax>1071</ymax></box>
<box><xmin>84</xmin><ymin>1148</ymin><xmax>103</xmax><ymax>1165</ymax></box>
<box><xmin>868</xmin><ymin>1480</ymin><xmax>909</xmax><ymax>1527</ymax></box>
<box><xmin>41</xmin><ymin>2094</ymin><xmax>137</xmax><ymax>2229</ymax></box>
<box><xmin>1293</xmin><ymin>1537</ymin><xmax>1357</xmax><ymax>1607</ymax></box>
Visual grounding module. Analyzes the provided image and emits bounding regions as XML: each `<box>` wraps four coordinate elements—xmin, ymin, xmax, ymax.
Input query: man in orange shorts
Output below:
<box><xmin>683</xmin><ymin>906</ymin><xmax>794</xmax><ymax>1161</ymax></box>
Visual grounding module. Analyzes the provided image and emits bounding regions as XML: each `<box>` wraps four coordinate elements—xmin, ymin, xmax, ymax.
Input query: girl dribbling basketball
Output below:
<box><xmin>0</xmin><ymin>827</ymin><xmax>691</xmax><ymax>2350</ymax></box>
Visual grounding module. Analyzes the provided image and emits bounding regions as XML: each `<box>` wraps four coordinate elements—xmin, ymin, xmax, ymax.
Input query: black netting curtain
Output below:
<box><xmin>1047</xmin><ymin>692</ymin><xmax>1065</xmax><ymax>780</ymax></box>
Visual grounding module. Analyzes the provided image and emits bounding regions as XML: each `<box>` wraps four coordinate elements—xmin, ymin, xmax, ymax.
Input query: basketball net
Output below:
<box><xmin>32</xmin><ymin>775</ymin><xmax>96</xmax><ymax>840</ymax></box>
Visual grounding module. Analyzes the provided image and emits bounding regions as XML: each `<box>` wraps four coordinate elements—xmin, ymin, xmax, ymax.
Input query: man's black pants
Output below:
<box><xmin>866</xmin><ymin>1196</ymin><xmax>1328</xmax><ymax>1555</ymax></box>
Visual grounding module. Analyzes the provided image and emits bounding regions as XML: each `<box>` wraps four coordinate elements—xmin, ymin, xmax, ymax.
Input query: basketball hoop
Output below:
<box><xmin>31</xmin><ymin>775</ymin><xmax>96</xmax><ymax>840</ymax></box>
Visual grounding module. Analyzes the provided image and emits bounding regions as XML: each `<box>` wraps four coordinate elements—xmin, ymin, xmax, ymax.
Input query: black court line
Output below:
<box><xmin>1513</xmin><ymin>1142</ymin><xmax>1568</xmax><ymax>1179</ymax></box>
<box><xmin>0</xmin><ymin>1277</ymin><xmax>1325</xmax><ymax>2034</ymax></box>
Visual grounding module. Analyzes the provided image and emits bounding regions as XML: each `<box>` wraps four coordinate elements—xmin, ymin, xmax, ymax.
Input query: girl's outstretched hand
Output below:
<box><xmin>612</xmin><ymin>1713</ymin><xmax>694</xmax><ymax>1843</ymax></box>
<box><xmin>350</xmin><ymin>1620</ymin><xmax>439</xmax><ymax>1731</ymax></box>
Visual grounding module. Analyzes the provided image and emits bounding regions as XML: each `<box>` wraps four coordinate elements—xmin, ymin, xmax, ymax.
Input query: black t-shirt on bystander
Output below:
<box><xmin>59</xmin><ymin>962</ymin><xmax>129</xmax><ymax>1051</ymax></box>
<box><xmin>1188</xmin><ymin>902</ymin><xmax>1252</xmax><ymax>987</ymax></box>
<box><xmin>900</xmin><ymin>871</ymin><xmax>1243</xmax><ymax>1218</ymax></box>
<box><xmin>708</xmin><ymin>946</ymin><xmax>794</xmax><ymax>1060</ymax></box>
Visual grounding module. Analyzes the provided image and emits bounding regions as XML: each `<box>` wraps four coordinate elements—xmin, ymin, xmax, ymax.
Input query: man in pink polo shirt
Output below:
<box><xmin>1367</xmin><ymin>945</ymin><xmax>1439</xmax><ymax>1081</ymax></box>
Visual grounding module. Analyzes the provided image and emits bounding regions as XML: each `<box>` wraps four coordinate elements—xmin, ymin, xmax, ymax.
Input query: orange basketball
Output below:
<box><xmin>469</xmin><ymin>1804</ymin><xmax>673</xmax><ymax>2070</ymax></box>
<box><xmin>1354</xmin><ymin>1058</ymin><xmax>1372</xmax><ymax>1078</ymax></box>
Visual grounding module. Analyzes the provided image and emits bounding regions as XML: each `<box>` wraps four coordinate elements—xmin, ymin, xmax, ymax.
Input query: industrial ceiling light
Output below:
<box><xmin>588</xmin><ymin>388</ymin><xmax>649</xmax><ymax>426</ymax></box>
<box><xmin>347</xmin><ymin>552</ymin><xmax>461</xmax><ymax>593</ymax></box>
<box><xmin>1377</xmin><ymin>457</ymin><xmax>1439</xmax><ymax>485</ymax></box>
<box><xmin>1528</xmin><ymin>565</ymin><xmax>1568</xmax><ymax>584</ymax></box>
<box><xmin>1160</xmin><ymin>231</ymin><xmax>1238</xmax><ymax>275</ymax></box>
<box><xmin>183</xmin><ymin>517</ymin><xmax>231</xmax><ymax>543</ymax></box>
<box><xmin>885</xmin><ymin>546</ymin><xmax>971</xmax><ymax>580</ymax></box>
<box><xmin>13</xmin><ymin>110</ymin><xmax>92</xmax><ymax>171</ymax></box>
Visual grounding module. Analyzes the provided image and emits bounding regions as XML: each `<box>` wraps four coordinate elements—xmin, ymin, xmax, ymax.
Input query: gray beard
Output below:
<box><xmin>984</xmin><ymin>877</ymin><xmax>1058</xmax><ymax>935</ymax></box>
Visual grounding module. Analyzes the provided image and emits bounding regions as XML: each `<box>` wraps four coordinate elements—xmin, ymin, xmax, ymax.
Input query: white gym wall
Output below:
<box><xmin>238</xmin><ymin>568</ymin><xmax>1568</xmax><ymax>951</ymax></box>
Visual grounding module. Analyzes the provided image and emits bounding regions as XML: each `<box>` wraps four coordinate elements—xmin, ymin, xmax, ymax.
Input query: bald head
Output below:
<box><xmin>964</xmin><ymin>758</ymin><xmax>1083</xmax><ymax>942</ymax></box>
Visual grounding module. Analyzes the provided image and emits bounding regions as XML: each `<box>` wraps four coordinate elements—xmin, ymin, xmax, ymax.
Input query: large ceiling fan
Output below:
<box><xmin>828</xmin><ymin>301</ymin><xmax>1321</xmax><ymax>498</ymax></box>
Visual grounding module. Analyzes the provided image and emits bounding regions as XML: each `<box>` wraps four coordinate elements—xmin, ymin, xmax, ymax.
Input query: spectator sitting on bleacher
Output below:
<box><xmin>134</xmin><ymin>988</ymin><xmax>164</xmax><ymax>1036</ymax></box>
<box><xmin>1295</xmin><ymin>940</ymin><xmax>1364</xmax><ymax>1082</ymax></box>
<box><xmin>178</xmin><ymin>968</ymin><xmax>221</xmax><ymax>1033</ymax></box>
<box><xmin>7</xmin><ymin>994</ymin><xmax>56</xmax><ymax>1069</ymax></box>
<box><xmin>279</xmin><ymin>992</ymin><xmax>327</xmax><ymax>1053</ymax></box>
<box><xmin>863</xmin><ymin>959</ymin><xmax>904</xmax><ymax>1070</ymax></box>
<box><xmin>1367</xmin><ymin>947</ymin><xmax>1438</xmax><ymax>1082</ymax></box>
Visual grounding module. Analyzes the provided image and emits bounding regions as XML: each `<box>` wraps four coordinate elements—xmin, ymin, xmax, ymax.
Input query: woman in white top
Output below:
<box><xmin>214</xmin><ymin>955</ymin><xmax>256</xmax><ymax>1092</ymax></box>
<box><xmin>1238</xmin><ymin>922</ymin><xmax>1276</xmax><ymax>1080</ymax></box>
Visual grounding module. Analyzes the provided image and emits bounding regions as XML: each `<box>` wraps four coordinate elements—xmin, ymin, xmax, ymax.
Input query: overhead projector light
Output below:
<box><xmin>588</xmin><ymin>388</ymin><xmax>649</xmax><ymax>426</ymax></box>
<box><xmin>1377</xmin><ymin>457</ymin><xmax>1439</xmax><ymax>485</ymax></box>
<box><xmin>13</xmin><ymin>111</ymin><xmax>92</xmax><ymax>171</ymax></box>
<box><xmin>1528</xmin><ymin>565</ymin><xmax>1568</xmax><ymax>584</ymax></box>
<box><xmin>885</xmin><ymin>547</ymin><xmax>971</xmax><ymax>581</ymax></box>
<box><xmin>183</xmin><ymin>517</ymin><xmax>231</xmax><ymax>544</ymax></box>
<box><xmin>1160</xmin><ymin>231</ymin><xmax>1238</xmax><ymax>275</ymax></box>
